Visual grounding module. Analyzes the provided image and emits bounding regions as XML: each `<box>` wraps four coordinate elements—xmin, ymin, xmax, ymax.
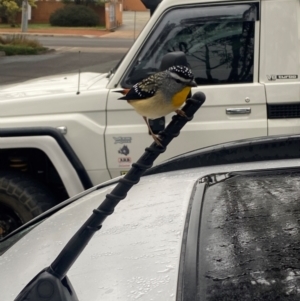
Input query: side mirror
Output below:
<box><xmin>159</xmin><ymin>51</ymin><xmax>190</xmax><ymax>71</ymax></box>
<box><xmin>140</xmin><ymin>0</ymin><xmax>162</xmax><ymax>15</ymax></box>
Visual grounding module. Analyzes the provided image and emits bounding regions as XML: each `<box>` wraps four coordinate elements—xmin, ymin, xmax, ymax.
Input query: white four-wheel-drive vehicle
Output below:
<box><xmin>0</xmin><ymin>0</ymin><xmax>300</xmax><ymax>235</ymax></box>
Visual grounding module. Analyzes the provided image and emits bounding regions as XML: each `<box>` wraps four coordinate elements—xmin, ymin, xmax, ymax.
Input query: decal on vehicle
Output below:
<box><xmin>113</xmin><ymin>137</ymin><xmax>132</xmax><ymax>144</ymax></box>
<box><xmin>267</xmin><ymin>74</ymin><xmax>298</xmax><ymax>81</ymax></box>
<box><xmin>118</xmin><ymin>157</ymin><xmax>132</xmax><ymax>167</ymax></box>
<box><xmin>118</xmin><ymin>145</ymin><xmax>130</xmax><ymax>156</ymax></box>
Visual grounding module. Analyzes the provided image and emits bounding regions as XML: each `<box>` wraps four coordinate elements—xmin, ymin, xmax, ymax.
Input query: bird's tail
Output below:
<box><xmin>114</xmin><ymin>89</ymin><xmax>130</xmax><ymax>100</ymax></box>
<box><xmin>114</xmin><ymin>89</ymin><xmax>129</xmax><ymax>95</ymax></box>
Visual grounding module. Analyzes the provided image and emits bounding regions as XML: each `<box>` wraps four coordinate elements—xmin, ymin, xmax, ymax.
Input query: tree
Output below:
<box><xmin>0</xmin><ymin>0</ymin><xmax>35</xmax><ymax>27</ymax></box>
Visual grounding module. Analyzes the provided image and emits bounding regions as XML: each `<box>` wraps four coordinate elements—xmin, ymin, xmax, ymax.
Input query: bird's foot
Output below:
<box><xmin>152</xmin><ymin>134</ymin><xmax>163</xmax><ymax>147</ymax></box>
<box><xmin>175</xmin><ymin>109</ymin><xmax>188</xmax><ymax>118</ymax></box>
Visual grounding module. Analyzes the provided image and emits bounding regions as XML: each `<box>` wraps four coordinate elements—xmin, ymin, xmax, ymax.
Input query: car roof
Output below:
<box><xmin>2</xmin><ymin>157</ymin><xmax>300</xmax><ymax>300</ymax></box>
<box><xmin>0</xmin><ymin>169</ymin><xmax>197</xmax><ymax>300</ymax></box>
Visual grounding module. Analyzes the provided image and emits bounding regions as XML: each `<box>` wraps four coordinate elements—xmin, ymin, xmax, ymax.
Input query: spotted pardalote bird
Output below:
<box><xmin>115</xmin><ymin>65</ymin><xmax>197</xmax><ymax>146</ymax></box>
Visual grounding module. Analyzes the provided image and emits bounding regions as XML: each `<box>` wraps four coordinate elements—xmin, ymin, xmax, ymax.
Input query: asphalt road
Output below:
<box><xmin>0</xmin><ymin>51</ymin><xmax>125</xmax><ymax>86</ymax></box>
<box><xmin>0</xmin><ymin>36</ymin><xmax>129</xmax><ymax>86</ymax></box>
<box><xmin>0</xmin><ymin>11</ymin><xmax>150</xmax><ymax>86</ymax></box>
<box><xmin>36</xmin><ymin>36</ymin><xmax>135</xmax><ymax>49</ymax></box>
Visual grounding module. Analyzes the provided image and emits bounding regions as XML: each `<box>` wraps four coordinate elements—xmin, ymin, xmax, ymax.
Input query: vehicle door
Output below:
<box><xmin>259</xmin><ymin>0</ymin><xmax>300</xmax><ymax>136</ymax></box>
<box><xmin>106</xmin><ymin>2</ymin><xmax>266</xmax><ymax>178</ymax></box>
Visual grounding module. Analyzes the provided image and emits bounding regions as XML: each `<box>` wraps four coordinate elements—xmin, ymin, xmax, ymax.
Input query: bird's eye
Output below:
<box><xmin>175</xmin><ymin>79</ymin><xmax>181</xmax><ymax>83</ymax></box>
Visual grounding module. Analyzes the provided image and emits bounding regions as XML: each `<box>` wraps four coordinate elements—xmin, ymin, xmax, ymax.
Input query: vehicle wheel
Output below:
<box><xmin>0</xmin><ymin>172</ymin><xmax>57</xmax><ymax>238</ymax></box>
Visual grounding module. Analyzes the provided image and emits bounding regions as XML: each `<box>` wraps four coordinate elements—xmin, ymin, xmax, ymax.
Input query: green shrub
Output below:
<box><xmin>0</xmin><ymin>34</ymin><xmax>42</xmax><ymax>48</ymax></box>
<box><xmin>50</xmin><ymin>5</ymin><xmax>99</xmax><ymax>27</ymax></box>
<box><xmin>0</xmin><ymin>35</ymin><xmax>46</xmax><ymax>55</ymax></box>
<box><xmin>0</xmin><ymin>44</ymin><xmax>47</xmax><ymax>56</ymax></box>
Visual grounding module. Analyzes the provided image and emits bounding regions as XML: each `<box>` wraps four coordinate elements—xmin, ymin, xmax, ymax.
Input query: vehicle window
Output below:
<box><xmin>196</xmin><ymin>171</ymin><xmax>300</xmax><ymax>300</ymax></box>
<box><xmin>122</xmin><ymin>4</ymin><xmax>258</xmax><ymax>87</ymax></box>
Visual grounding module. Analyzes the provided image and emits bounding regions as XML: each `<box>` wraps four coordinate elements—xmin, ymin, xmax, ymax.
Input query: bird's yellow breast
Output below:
<box><xmin>171</xmin><ymin>87</ymin><xmax>192</xmax><ymax>108</ymax></box>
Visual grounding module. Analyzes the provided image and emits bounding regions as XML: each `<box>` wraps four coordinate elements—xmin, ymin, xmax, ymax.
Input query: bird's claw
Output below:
<box><xmin>175</xmin><ymin>109</ymin><xmax>188</xmax><ymax>118</ymax></box>
<box><xmin>152</xmin><ymin>134</ymin><xmax>163</xmax><ymax>147</ymax></box>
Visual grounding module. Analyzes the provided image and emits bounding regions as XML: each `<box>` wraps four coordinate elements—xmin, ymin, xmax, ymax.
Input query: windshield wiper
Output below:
<box><xmin>106</xmin><ymin>55</ymin><xmax>125</xmax><ymax>78</ymax></box>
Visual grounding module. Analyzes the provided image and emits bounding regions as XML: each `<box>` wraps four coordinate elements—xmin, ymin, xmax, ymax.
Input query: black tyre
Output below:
<box><xmin>0</xmin><ymin>172</ymin><xmax>57</xmax><ymax>238</ymax></box>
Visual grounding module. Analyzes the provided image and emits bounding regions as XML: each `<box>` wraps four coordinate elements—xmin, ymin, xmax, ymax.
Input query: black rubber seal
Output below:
<box><xmin>176</xmin><ymin>181</ymin><xmax>207</xmax><ymax>301</ymax></box>
<box><xmin>145</xmin><ymin>135</ymin><xmax>300</xmax><ymax>176</ymax></box>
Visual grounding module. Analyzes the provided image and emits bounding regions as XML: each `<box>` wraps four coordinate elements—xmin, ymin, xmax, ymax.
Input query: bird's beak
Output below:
<box><xmin>189</xmin><ymin>80</ymin><xmax>197</xmax><ymax>87</ymax></box>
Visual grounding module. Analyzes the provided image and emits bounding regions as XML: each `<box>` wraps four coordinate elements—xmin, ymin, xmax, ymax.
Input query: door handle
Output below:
<box><xmin>226</xmin><ymin>108</ymin><xmax>251</xmax><ymax>115</ymax></box>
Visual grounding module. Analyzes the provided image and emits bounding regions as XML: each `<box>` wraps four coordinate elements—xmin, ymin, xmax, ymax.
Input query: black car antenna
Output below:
<box><xmin>76</xmin><ymin>51</ymin><xmax>81</xmax><ymax>95</ymax></box>
<box><xmin>14</xmin><ymin>91</ymin><xmax>205</xmax><ymax>301</ymax></box>
<box><xmin>14</xmin><ymin>51</ymin><xmax>205</xmax><ymax>301</ymax></box>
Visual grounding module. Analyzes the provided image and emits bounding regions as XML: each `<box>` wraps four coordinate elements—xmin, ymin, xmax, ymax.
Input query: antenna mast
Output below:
<box><xmin>76</xmin><ymin>51</ymin><xmax>81</xmax><ymax>95</ymax></box>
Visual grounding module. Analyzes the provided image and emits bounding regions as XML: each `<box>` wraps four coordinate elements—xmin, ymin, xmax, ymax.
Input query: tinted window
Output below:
<box><xmin>123</xmin><ymin>4</ymin><xmax>257</xmax><ymax>87</ymax></box>
<box><xmin>198</xmin><ymin>171</ymin><xmax>300</xmax><ymax>300</ymax></box>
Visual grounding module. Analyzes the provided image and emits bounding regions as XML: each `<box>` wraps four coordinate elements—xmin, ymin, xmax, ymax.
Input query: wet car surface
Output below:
<box><xmin>199</xmin><ymin>171</ymin><xmax>300</xmax><ymax>300</ymax></box>
<box><xmin>1</xmin><ymin>136</ymin><xmax>300</xmax><ymax>300</ymax></box>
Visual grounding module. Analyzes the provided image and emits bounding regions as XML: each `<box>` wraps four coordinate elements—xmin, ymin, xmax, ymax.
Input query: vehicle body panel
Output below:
<box><xmin>107</xmin><ymin>83</ymin><xmax>267</xmax><ymax>179</ymax></box>
<box><xmin>106</xmin><ymin>0</ymin><xmax>267</xmax><ymax>178</ymax></box>
<box><xmin>0</xmin><ymin>136</ymin><xmax>84</xmax><ymax>196</ymax></box>
<box><xmin>260</xmin><ymin>0</ymin><xmax>300</xmax><ymax>135</ymax></box>
<box><xmin>0</xmin><ymin>72</ymin><xmax>108</xmax><ymax>100</ymax></box>
<box><xmin>2</xmin><ymin>157</ymin><xmax>300</xmax><ymax>300</ymax></box>
<box><xmin>0</xmin><ymin>72</ymin><xmax>110</xmax><ymax>185</ymax></box>
<box><xmin>0</xmin><ymin>81</ymin><xmax>108</xmax><ymax>117</ymax></box>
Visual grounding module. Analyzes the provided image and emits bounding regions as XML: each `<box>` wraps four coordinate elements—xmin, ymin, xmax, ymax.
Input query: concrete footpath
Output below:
<box><xmin>0</xmin><ymin>11</ymin><xmax>150</xmax><ymax>39</ymax></box>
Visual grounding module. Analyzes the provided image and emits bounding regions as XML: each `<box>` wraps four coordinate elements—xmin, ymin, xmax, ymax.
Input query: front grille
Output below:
<box><xmin>267</xmin><ymin>103</ymin><xmax>300</xmax><ymax>119</ymax></box>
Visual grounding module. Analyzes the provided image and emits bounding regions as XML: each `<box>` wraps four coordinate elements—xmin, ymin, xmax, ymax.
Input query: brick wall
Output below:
<box><xmin>86</xmin><ymin>4</ymin><xmax>106</xmax><ymax>26</ymax></box>
<box><xmin>30</xmin><ymin>1</ymin><xmax>64</xmax><ymax>23</ymax></box>
<box><xmin>123</xmin><ymin>0</ymin><xmax>147</xmax><ymax>11</ymax></box>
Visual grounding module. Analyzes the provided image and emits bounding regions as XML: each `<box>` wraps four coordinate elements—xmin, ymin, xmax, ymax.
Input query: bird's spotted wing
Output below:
<box><xmin>123</xmin><ymin>73</ymin><xmax>161</xmax><ymax>101</ymax></box>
